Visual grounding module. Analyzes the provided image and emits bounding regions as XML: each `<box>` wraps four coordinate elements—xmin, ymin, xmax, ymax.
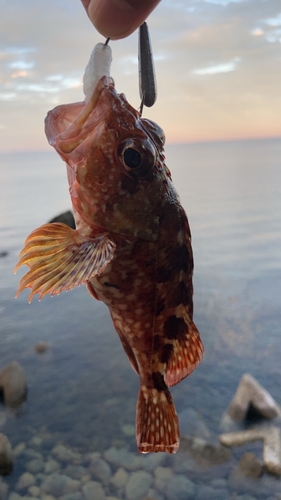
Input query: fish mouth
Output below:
<box><xmin>45</xmin><ymin>76</ymin><xmax>116</xmax><ymax>155</ymax></box>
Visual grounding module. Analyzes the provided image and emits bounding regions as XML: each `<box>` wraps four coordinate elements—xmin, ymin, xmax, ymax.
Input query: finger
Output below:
<box><xmin>81</xmin><ymin>0</ymin><xmax>161</xmax><ymax>40</ymax></box>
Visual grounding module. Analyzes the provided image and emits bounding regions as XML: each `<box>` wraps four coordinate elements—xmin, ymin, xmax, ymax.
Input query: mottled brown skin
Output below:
<box><xmin>16</xmin><ymin>77</ymin><xmax>204</xmax><ymax>453</ymax></box>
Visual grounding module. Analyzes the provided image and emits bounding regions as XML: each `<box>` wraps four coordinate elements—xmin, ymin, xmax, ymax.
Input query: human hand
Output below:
<box><xmin>80</xmin><ymin>0</ymin><xmax>161</xmax><ymax>40</ymax></box>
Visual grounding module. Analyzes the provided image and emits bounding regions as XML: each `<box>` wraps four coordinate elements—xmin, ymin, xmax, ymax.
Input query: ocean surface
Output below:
<box><xmin>0</xmin><ymin>138</ymin><xmax>281</xmax><ymax>499</ymax></box>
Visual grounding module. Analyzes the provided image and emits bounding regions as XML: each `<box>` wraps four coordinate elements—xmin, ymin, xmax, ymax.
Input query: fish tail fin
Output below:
<box><xmin>136</xmin><ymin>377</ymin><xmax>179</xmax><ymax>454</ymax></box>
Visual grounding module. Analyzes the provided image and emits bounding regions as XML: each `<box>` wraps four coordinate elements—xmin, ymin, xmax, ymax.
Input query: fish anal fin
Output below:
<box><xmin>164</xmin><ymin>321</ymin><xmax>204</xmax><ymax>387</ymax></box>
<box><xmin>14</xmin><ymin>222</ymin><xmax>115</xmax><ymax>302</ymax></box>
<box><xmin>136</xmin><ymin>383</ymin><xmax>179</xmax><ymax>454</ymax></box>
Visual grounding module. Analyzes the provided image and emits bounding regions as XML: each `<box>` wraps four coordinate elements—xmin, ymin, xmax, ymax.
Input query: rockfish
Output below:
<box><xmin>15</xmin><ymin>76</ymin><xmax>204</xmax><ymax>453</ymax></box>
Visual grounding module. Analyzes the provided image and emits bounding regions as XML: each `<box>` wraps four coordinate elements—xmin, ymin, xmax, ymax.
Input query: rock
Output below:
<box><xmin>125</xmin><ymin>471</ymin><xmax>153</xmax><ymax>500</ymax></box>
<box><xmin>0</xmin><ymin>362</ymin><xmax>27</xmax><ymax>408</ymax></box>
<box><xmin>220</xmin><ymin>426</ymin><xmax>281</xmax><ymax>475</ymax></box>
<box><xmin>44</xmin><ymin>459</ymin><xmax>60</xmax><ymax>474</ymax></box>
<box><xmin>178</xmin><ymin>408</ymin><xmax>211</xmax><ymax>440</ymax></box>
<box><xmin>0</xmin><ymin>478</ymin><xmax>9</xmax><ymax>500</ymax></box>
<box><xmin>0</xmin><ymin>412</ymin><xmax>7</xmax><ymax>430</ymax></box>
<box><xmin>52</xmin><ymin>444</ymin><xmax>82</xmax><ymax>464</ymax></box>
<box><xmin>41</xmin><ymin>496</ymin><xmax>56</xmax><ymax>500</ymax></box>
<box><xmin>41</xmin><ymin>474</ymin><xmax>80</xmax><ymax>497</ymax></box>
<box><xmin>166</xmin><ymin>475</ymin><xmax>195</xmax><ymax>500</ymax></box>
<box><xmin>145</xmin><ymin>489</ymin><xmax>164</xmax><ymax>500</ymax></box>
<box><xmin>110</xmin><ymin>467</ymin><xmax>128</xmax><ymax>489</ymax></box>
<box><xmin>82</xmin><ymin>481</ymin><xmax>106</xmax><ymax>500</ymax></box>
<box><xmin>181</xmin><ymin>436</ymin><xmax>232</xmax><ymax>465</ymax></box>
<box><xmin>29</xmin><ymin>436</ymin><xmax>42</xmax><ymax>447</ymax></box>
<box><xmin>7</xmin><ymin>493</ymin><xmax>22</xmax><ymax>500</ymax></box>
<box><xmin>140</xmin><ymin>453</ymin><xmax>166</xmax><ymax>471</ymax></box>
<box><xmin>89</xmin><ymin>456</ymin><xmax>111</xmax><ymax>484</ymax></box>
<box><xmin>60</xmin><ymin>493</ymin><xmax>84</xmax><ymax>500</ymax></box>
<box><xmin>16</xmin><ymin>472</ymin><xmax>36</xmax><ymax>491</ymax></box>
<box><xmin>195</xmin><ymin>485</ymin><xmax>225</xmax><ymax>500</ymax></box>
<box><xmin>49</xmin><ymin>211</ymin><xmax>75</xmax><ymax>229</ymax></box>
<box><xmin>13</xmin><ymin>443</ymin><xmax>25</xmax><ymax>458</ymax></box>
<box><xmin>24</xmin><ymin>449</ymin><xmax>43</xmax><ymax>460</ymax></box>
<box><xmin>154</xmin><ymin>466</ymin><xmax>173</xmax><ymax>493</ymax></box>
<box><xmin>104</xmin><ymin>447</ymin><xmax>142</xmax><ymax>471</ymax></box>
<box><xmin>34</xmin><ymin>342</ymin><xmax>49</xmax><ymax>354</ymax></box>
<box><xmin>0</xmin><ymin>434</ymin><xmax>13</xmax><ymax>475</ymax></box>
<box><xmin>28</xmin><ymin>485</ymin><xmax>40</xmax><ymax>497</ymax></box>
<box><xmin>238</xmin><ymin>452</ymin><xmax>263</xmax><ymax>478</ymax></box>
<box><xmin>227</xmin><ymin>374</ymin><xmax>281</xmax><ymax>421</ymax></box>
<box><xmin>26</xmin><ymin>458</ymin><xmax>45</xmax><ymax>473</ymax></box>
<box><xmin>121</xmin><ymin>424</ymin><xmax>135</xmax><ymax>437</ymax></box>
<box><xmin>63</xmin><ymin>465</ymin><xmax>88</xmax><ymax>480</ymax></box>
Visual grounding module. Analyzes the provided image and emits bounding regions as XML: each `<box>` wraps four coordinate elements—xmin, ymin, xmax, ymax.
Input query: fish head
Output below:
<box><xmin>45</xmin><ymin>76</ymin><xmax>178</xmax><ymax>241</ymax></box>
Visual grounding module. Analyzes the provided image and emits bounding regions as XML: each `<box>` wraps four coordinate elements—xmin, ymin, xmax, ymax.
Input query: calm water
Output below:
<box><xmin>0</xmin><ymin>138</ymin><xmax>281</xmax><ymax>497</ymax></box>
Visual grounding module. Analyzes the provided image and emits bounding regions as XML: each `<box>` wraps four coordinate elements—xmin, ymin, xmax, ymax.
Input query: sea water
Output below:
<box><xmin>0</xmin><ymin>138</ymin><xmax>281</xmax><ymax>497</ymax></box>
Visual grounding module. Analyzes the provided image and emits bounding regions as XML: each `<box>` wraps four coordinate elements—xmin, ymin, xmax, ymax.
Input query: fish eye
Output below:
<box><xmin>118</xmin><ymin>138</ymin><xmax>156</xmax><ymax>177</ymax></box>
<box><xmin>123</xmin><ymin>147</ymin><xmax>142</xmax><ymax>169</ymax></box>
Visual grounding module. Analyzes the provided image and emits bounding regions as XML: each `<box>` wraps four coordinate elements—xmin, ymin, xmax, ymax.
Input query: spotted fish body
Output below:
<box><xmin>15</xmin><ymin>76</ymin><xmax>204</xmax><ymax>453</ymax></box>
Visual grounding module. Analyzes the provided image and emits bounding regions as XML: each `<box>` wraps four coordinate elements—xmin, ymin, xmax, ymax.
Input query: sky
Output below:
<box><xmin>0</xmin><ymin>0</ymin><xmax>281</xmax><ymax>151</ymax></box>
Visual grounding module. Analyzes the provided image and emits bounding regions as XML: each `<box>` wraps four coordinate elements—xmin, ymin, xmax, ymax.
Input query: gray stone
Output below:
<box><xmin>82</xmin><ymin>481</ymin><xmax>106</xmax><ymax>500</ymax></box>
<box><xmin>195</xmin><ymin>485</ymin><xmax>229</xmax><ymax>500</ymax></box>
<box><xmin>210</xmin><ymin>478</ymin><xmax>227</xmax><ymax>489</ymax></box>
<box><xmin>13</xmin><ymin>443</ymin><xmax>25</xmax><ymax>458</ymax></box>
<box><xmin>0</xmin><ymin>478</ymin><xmax>9</xmax><ymax>500</ymax></box>
<box><xmin>0</xmin><ymin>434</ymin><xmax>13</xmax><ymax>475</ymax></box>
<box><xmin>0</xmin><ymin>362</ymin><xmax>27</xmax><ymax>408</ymax></box>
<box><xmin>166</xmin><ymin>475</ymin><xmax>195</xmax><ymax>500</ymax></box>
<box><xmin>28</xmin><ymin>485</ymin><xmax>40</xmax><ymax>497</ymax></box>
<box><xmin>0</xmin><ymin>412</ymin><xmax>7</xmax><ymax>430</ymax></box>
<box><xmin>154</xmin><ymin>466</ymin><xmax>173</xmax><ymax>493</ymax></box>
<box><xmin>145</xmin><ymin>489</ymin><xmax>164</xmax><ymax>500</ymax></box>
<box><xmin>227</xmin><ymin>374</ymin><xmax>281</xmax><ymax>421</ymax></box>
<box><xmin>60</xmin><ymin>493</ymin><xmax>83</xmax><ymax>500</ymax></box>
<box><xmin>52</xmin><ymin>445</ymin><xmax>82</xmax><ymax>464</ymax></box>
<box><xmin>63</xmin><ymin>465</ymin><xmax>88</xmax><ymax>480</ymax></box>
<box><xmin>104</xmin><ymin>447</ymin><xmax>143</xmax><ymax>471</ymax></box>
<box><xmin>8</xmin><ymin>494</ymin><xmax>23</xmax><ymax>500</ymax></box>
<box><xmin>49</xmin><ymin>211</ymin><xmax>75</xmax><ymax>229</ymax></box>
<box><xmin>26</xmin><ymin>458</ymin><xmax>45</xmax><ymax>474</ymax></box>
<box><xmin>34</xmin><ymin>342</ymin><xmax>49</xmax><ymax>354</ymax></box>
<box><xmin>41</xmin><ymin>474</ymin><xmax>80</xmax><ymax>497</ymax></box>
<box><xmin>89</xmin><ymin>456</ymin><xmax>111</xmax><ymax>484</ymax></box>
<box><xmin>44</xmin><ymin>459</ymin><xmax>60</xmax><ymax>474</ymax></box>
<box><xmin>238</xmin><ymin>452</ymin><xmax>263</xmax><ymax>478</ymax></box>
<box><xmin>110</xmin><ymin>467</ymin><xmax>128</xmax><ymax>489</ymax></box>
<box><xmin>140</xmin><ymin>453</ymin><xmax>166</xmax><ymax>471</ymax></box>
<box><xmin>178</xmin><ymin>408</ymin><xmax>212</xmax><ymax>440</ymax></box>
<box><xmin>125</xmin><ymin>471</ymin><xmax>153</xmax><ymax>500</ymax></box>
<box><xmin>16</xmin><ymin>472</ymin><xmax>36</xmax><ymax>491</ymax></box>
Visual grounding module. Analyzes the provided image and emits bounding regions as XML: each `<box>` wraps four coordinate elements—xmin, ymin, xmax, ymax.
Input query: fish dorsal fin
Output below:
<box><xmin>14</xmin><ymin>222</ymin><xmax>116</xmax><ymax>302</ymax></box>
<box><xmin>164</xmin><ymin>319</ymin><xmax>204</xmax><ymax>387</ymax></box>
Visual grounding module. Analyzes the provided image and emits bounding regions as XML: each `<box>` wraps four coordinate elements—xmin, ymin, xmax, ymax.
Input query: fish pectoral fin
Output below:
<box><xmin>136</xmin><ymin>381</ymin><xmax>179</xmax><ymax>454</ymax></box>
<box><xmin>165</xmin><ymin>322</ymin><xmax>204</xmax><ymax>387</ymax></box>
<box><xmin>14</xmin><ymin>222</ymin><xmax>116</xmax><ymax>302</ymax></box>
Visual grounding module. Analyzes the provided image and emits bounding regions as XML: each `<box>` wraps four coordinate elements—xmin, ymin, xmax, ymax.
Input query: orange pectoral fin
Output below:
<box><xmin>164</xmin><ymin>320</ymin><xmax>204</xmax><ymax>387</ymax></box>
<box><xmin>14</xmin><ymin>222</ymin><xmax>115</xmax><ymax>302</ymax></box>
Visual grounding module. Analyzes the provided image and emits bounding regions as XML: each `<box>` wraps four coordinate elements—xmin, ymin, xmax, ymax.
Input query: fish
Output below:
<box><xmin>14</xmin><ymin>75</ymin><xmax>204</xmax><ymax>453</ymax></box>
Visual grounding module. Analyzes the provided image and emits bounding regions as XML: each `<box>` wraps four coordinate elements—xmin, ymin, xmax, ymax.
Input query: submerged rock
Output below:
<box><xmin>227</xmin><ymin>374</ymin><xmax>281</xmax><ymax>422</ymax></box>
<box><xmin>0</xmin><ymin>434</ymin><xmax>13</xmax><ymax>475</ymax></box>
<box><xmin>49</xmin><ymin>211</ymin><xmax>75</xmax><ymax>229</ymax></box>
<box><xmin>34</xmin><ymin>342</ymin><xmax>49</xmax><ymax>354</ymax></box>
<box><xmin>0</xmin><ymin>362</ymin><xmax>27</xmax><ymax>408</ymax></box>
<box><xmin>125</xmin><ymin>470</ymin><xmax>153</xmax><ymax>500</ymax></box>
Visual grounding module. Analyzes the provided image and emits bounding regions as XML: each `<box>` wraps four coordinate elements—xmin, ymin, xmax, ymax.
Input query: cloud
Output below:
<box><xmin>0</xmin><ymin>0</ymin><xmax>280</xmax><ymax>150</ymax></box>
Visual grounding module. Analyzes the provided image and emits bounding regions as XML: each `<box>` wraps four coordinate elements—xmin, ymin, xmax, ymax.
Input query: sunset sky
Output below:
<box><xmin>0</xmin><ymin>0</ymin><xmax>281</xmax><ymax>151</ymax></box>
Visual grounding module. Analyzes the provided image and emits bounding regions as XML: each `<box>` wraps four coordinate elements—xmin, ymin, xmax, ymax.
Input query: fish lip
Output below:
<box><xmin>45</xmin><ymin>76</ymin><xmax>116</xmax><ymax>153</ymax></box>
